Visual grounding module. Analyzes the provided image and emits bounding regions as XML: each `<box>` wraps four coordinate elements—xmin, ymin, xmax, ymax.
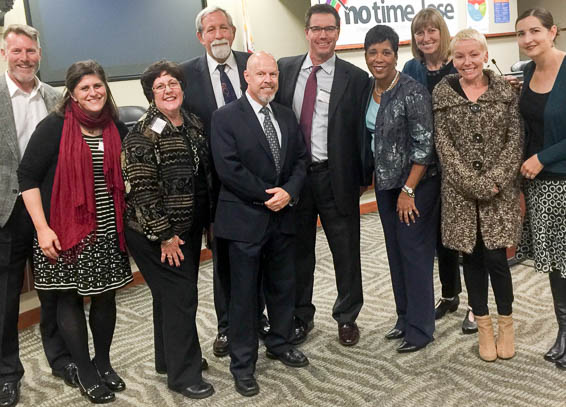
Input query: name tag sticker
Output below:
<box><xmin>317</xmin><ymin>89</ymin><xmax>330</xmax><ymax>104</ymax></box>
<box><xmin>98</xmin><ymin>140</ymin><xmax>104</xmax><ymax>151</ymax></box>
<box><xmin>151</xmin><ymin>117</ymin><xmax>167</xmax><ymax>134</ymax></box>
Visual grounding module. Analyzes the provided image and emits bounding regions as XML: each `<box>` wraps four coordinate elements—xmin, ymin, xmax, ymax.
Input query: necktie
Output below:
<box><xmin>260</xmin><ymin>106</ymin><xmax>281</xmax><ymax>174</ymax></box>
<box><xmin>299</xmin><ymin>65</ymin><xmax>321</xmax><ymax>157</ymax></box>
<box><xmin>218</xmin><ymin>64</ymin><xmax>237</xmax><ymax>104</ymax></box>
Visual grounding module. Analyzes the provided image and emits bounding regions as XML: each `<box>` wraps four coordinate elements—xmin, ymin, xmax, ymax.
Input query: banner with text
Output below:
<box><xmin>311</xmin><ymin>0</ymin><xmax>461</xmax><ymax>47</ymax></box>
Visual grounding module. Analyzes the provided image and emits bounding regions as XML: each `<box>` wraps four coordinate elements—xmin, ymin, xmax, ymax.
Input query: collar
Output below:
<box><xmin>245</xmin><ymin>91</ymin><xmax>272</xmax><ymax>116</ymax></box>
<box><xmin>206</xmin><ymin>51</ymin><xmax>238</xmax><ymax>76</ymax></box>
<box><xmin>5</xmin><ymin>72</ymin><xmax>43</xmax><ymax>98</ymax></box>
<box><xmin>301</xmin><ymin>53</ymin><xmax>336</xmax><ymax>75</ymax></box>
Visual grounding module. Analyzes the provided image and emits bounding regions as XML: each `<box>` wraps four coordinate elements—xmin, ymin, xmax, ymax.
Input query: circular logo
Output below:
<box><xmin>467</xmin><ymin>0</ymin><xmax>487</xmax><ymax>22</ymax></box>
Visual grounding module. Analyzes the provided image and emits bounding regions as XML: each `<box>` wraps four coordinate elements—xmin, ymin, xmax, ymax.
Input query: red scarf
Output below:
<box><xmin>50</xmin><ymin>101</ymin><xmax>126</xmax><ymax>258</ymax></box>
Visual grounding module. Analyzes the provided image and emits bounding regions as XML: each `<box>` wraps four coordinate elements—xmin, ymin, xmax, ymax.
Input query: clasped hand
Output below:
<box><xmin>264</xmin><ymin>187</ymin><xmax>291</xmax><ymax>212</ymax></box>
<box><xmin>521</xmin><ymin>154</ymin><xmax>543</xmax><ymax>180</ymax></box>
<box><xmin>38</xmin><ymin>227</ymin><xmax>61</xmax><ymax>260</ymax></box>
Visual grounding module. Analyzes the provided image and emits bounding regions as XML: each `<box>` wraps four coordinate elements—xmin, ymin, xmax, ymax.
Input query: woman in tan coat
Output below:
<box><xmin>433</xmin><ymin>29</ymin><xmax>522</xmax><ymax>362</ymax></box>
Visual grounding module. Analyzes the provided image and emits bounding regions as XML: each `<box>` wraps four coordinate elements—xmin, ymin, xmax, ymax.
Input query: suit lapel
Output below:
<box><xmin>282</xmin><ymin>55</ymin><xmax>306</xmax><ymax>106</ymax></box>
<box><xmin>0</xmin><ymin>76</ymin><xmax>20</xmax><ymax>161</ymax></box>
<box><xmin>239</xmin><ymin>96</ymin><xmax>274</xmax><ymax>163</ymax></box>
<box><xmin>329</xmin><ymin>57</ymin><xmax>349</xmax><ymax>120</ymax></box>
<box><xmin>197</xmin><ymin>55</ymin><xmax>219</xmax><ymax>113</ymax></box>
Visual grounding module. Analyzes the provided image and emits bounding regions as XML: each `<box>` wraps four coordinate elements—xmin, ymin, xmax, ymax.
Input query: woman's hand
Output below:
<box><xmin>504</xmin><ymin>75</ymin><xmax>523</xmax><ymax>92</ymax></box>
<box><xmin>37</xmin><ymin>227</ymin><xmax>61</xmax><ymax>260</ymax></box>
<box><xmin>397</xmin><ymin>192</ymin><xmax>420</xmax><ymax>225</ymax></box>
<box><xmin>521</xmin><ymin>154</ymin><xmax>544</xmax><ymax>180</ymax></box>
<box><xmin>160</xmin><ymin>235</ymin><xmax>185</xmax><ymax>267</ymax></box>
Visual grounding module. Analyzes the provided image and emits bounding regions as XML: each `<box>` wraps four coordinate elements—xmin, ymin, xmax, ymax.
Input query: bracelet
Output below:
<box><xmin>162</xmin><ymin>237</ymin><xmax>175</xmax><ymax>246</ymax></box>
<box><xmin>402</xmin><ymin>185</ymin><xmax>415</xmax><ymax>198</ymax></box>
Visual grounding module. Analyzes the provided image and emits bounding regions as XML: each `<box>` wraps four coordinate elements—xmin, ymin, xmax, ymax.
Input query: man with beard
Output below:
<box><xmin>0</xmin><ymin>24</ymin><xmax>75</xmax><ymax>407</ymax></box>
<box><xmin>180</xmin><ymin>6</ymin><xmax>269</xmax><ymax>359</ymax></box>
<box><xmin>210</xmin><ymin>52</ymin><xmax>309</xmax><ymax>397</ymax></box>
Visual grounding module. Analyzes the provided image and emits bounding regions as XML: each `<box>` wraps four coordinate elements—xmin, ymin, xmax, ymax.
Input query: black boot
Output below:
<box><xmin>545</xmin><ymin>271</ymin><xmax>566</xmax><ymax>362</ymax></box>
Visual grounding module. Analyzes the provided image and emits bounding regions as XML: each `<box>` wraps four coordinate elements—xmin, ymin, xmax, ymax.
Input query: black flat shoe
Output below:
<box><xmin>435</xmin><ymin>296</ymin><xmax>460</xmax><ymax>320</ymax></box>
<box><xmin>258</xmin><ymin>318</ymin><xmax>271</xmax><ymax>340</ymax></box>
<box><xmin>213</xmin><ymin>333</ymin><xmax>229</xmax><ymax>357</ymax></box>
<box><xmin>0</xmin><ymin>381</ymin><xmax>20</xmax><ymax>407</ymax></box>
<box><xmin>266</xmin><ymin>348</ymin><xmax>309</xmax><ymax>367</ymax></box>
<box><xmin>201</xmin><ymin>358</ymin><xmax>209</xmax><ymax>371</ymax></box>
<box><xmin>544</xmin><ymin>329</ymin><xmax>566</xmax><ymax>362</ymax></box>
<box><xmin>234</xmin><ymin>376</ymin><xmax>259</xmax><ymax>397</ymax></box>
<box><xmin>77</xmin><ymin>377</ymin><xmax>115</xmax><ymax>404</ymax></box>
<box><xmin>290</xmin><ymin>318</ymin><xmax>314</xmax><ymax>345</ymax></box>
<box><xmin>52</xmin><ymin>362</ymin><xmax>79</xmax><ymax>388</ymax></box>
<box><xmin>397</xmin><ymin>339</ymin><xmax>432</xmax><ymax>353</ymax></box>
<box><xmin>180</xmin><ymin>380</ymin><xmax>214</xmax><ymax>399</ymax></box>
<box><xmin>462</xmin><ymin>309</ymin><xmax>478</xmax><ymax>334</ymax></box>
<box><xmin>92</xmin><ymin>360</ymin><xmax>126</xmax><ymax>392</ymax></box>
<box><xmin>384</xmin><ymin>328</ymin><xmax>404</xmax><ymax>340</ymax></box>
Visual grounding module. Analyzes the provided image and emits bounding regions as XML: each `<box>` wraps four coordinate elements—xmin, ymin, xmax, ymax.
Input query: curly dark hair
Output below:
<box><xmin>364</xmin><ymin>25</ymin><xmax>399</xmax><ymax>57</ymax></box>
<box><xmin>140</xmin><ymin>60</ymin><xmax>186</xmax><ymax>103</ymax></box>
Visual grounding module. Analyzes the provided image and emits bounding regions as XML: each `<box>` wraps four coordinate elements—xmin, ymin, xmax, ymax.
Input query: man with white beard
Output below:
<box><xmin>180</xmin><ymin>6</ymin><xmax>269</xmax><ymax>360</ymax></box>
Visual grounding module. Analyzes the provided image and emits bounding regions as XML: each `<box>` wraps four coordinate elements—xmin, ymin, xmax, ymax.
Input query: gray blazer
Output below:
<box><xmin>0</xmin><ymin>74</ymin><xmax>60</xmax><ymax>227</ymax></box>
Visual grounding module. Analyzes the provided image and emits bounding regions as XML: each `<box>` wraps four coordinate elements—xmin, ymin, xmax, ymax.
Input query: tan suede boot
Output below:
<box><xmin>496</xmin><ymin>314</ymin><xmax>515</xmax><ymax>360</ymax></box>
<box><xmin>476</xmin><ymin>315</ymin><xmax>497</xmax><ymax>362</ymax></box>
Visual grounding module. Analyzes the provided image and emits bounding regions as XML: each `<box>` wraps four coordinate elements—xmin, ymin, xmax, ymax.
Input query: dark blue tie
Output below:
<box><xmin>218</xmin><ymin>64</ymin><xmax>237</xmax><ymax>104</ymax></box>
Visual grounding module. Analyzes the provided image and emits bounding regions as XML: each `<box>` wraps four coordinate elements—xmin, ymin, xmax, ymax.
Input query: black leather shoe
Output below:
<box><xmin>338</xmin><ymin>322</ymin><xmax>360</xmax><ymax>346</ymax></box>
<box><xmin>384</xmin><ymin>328</ymin><xmax>404</xmax><ymax>340</ymax></box>
<box><xmin>462</xmin><ymin>309</ymin><xmax>478</xmax><ymax>334</ymax></box>
<box><xmin>77</xmin><ymin>377</ymin><xmax>115</xmax><ymax>404</ymax></box>
<box><xmin>258</xmin><ymin>318</ymin><xmax>271</xmax><ymax>340</ymax></box>
<box><xmin>201</xmin><ymin>358</ymin><xmax>209</xmax><ymax>371</ymax></box>
<box><xmin>234</xmin><ymin>376</ymin><xmax>259</xmax><ymax>397</ymax></box>
<box><xmin>92</xmin><ymin>360</ymin><xmax>126</xmax><ymax>392</ymax></box>
<box><xmin>180</xmin><ymin>380</ymin><xmax>214</xmax><ymax>399</ymax></box>
<box><xmin>0</xmin><ymin>381</ymin><xmax>20</xmax><ymax>407</ymax></box>
<box><xmin>290</xmin><ymin>318</ymin><xmax>314</xmax><ymax>345</ymax></box>
<box><xmin>435</xmin><ymin>296</ymin><xmax>460</xmax><ymax>320</ymax></box>
<box><xmin>556</xmin><ymin>354</ymin><xmax>566</xmax><ymax>370</ymax></box>
<box><xmin>213</xmin><ymin>333</ymin><xmax>229</xmax><ymax>357</ymax></box>
<box><xmin>397</xmin><ymin>339</ymin><xmax>432</xmax><ymax>353</ymax></box>
<box><xmin>266</xmin><ymin>348</ymin><xmax>309</xmax><ymax>367</ymax></box>
<box><xmin>52</xmin><ymin>363</ymin><xmax>79</xmax><ymax>388</ymax></box>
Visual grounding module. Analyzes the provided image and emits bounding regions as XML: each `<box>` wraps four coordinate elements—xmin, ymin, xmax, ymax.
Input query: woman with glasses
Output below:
<box><xmin>122</xmin><ymin>60</ymin><xmax>215</xmax><ymax>399</ymax></box>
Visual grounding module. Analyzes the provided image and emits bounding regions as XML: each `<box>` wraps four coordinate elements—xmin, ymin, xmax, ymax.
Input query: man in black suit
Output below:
<box><xmin>277</xmin><ymin>4</ymin><xmax>370</xmax><ymax>347</ymax></box>
<box><xmin>180</xmin><ymin>6</ymin><xmax>268</xmax><ymax>358</ymax></box>
<box><xmin>211</xmin><ymin>52</ymin><xmax>309</xmax><ymax>397</ymax></box>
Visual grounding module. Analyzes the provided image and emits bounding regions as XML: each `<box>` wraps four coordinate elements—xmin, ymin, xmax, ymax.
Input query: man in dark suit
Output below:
<box><xmin>211</xmin><ymin>52</ymin><xmax>309</xmax><ymax>397</ymax></box>
<box><xmin>0</xmin><ymin>25</ymin><xmax>75</xmax><ymax>407</ymax></box>
<box><xmin>180</xmin><ymin>6</ymin><xmax>269</xmax><ymax>358</ymax></box>
<box><xmin>277</xmin><ymin>4</ymin><xmax>370</xmax><ymax>347</ymax></box>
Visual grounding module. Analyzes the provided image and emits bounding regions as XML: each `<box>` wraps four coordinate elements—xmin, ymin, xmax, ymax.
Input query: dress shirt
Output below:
<box><xmin>246</xmin><ymin>92</ymin><xmax>281</xmax><ymax>145</ymax></box>
<box><xmin>5</xmin><ymin>72</ymin><xmax>48</xmax><ymax>159</ymax></box>
<box><xmin>292</xmin><ymin>53</ymin><xmax>335</xmax><ymax>162</ymax></box>
<box><xmin>206</xmin><ymin>52</ymin><xmax>242</xmax><ymax>109</ymax></box>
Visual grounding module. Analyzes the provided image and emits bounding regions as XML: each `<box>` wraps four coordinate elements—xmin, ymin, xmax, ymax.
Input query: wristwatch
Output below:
<box><xmin>402</xmin><ymin>185</ymin><xmax>415</xmax><ymax>198</ymax></box>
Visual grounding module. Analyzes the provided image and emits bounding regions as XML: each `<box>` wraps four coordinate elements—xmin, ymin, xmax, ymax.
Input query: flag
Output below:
<box><xmin>242</xmin><ymin>0</ymin><xmax>255</xmax><ymax>53</ymax></box>
<box><xmin>325</xmin><ymin>0</ymin><xmax>348</xmax><ymax>11</ymax></box>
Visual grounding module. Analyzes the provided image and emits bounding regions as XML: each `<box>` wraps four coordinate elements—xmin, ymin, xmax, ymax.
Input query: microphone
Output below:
<box><xmin>491</xmin><ymin>59</ymin><xmax>504</xmax><ymax>75</ymax></box>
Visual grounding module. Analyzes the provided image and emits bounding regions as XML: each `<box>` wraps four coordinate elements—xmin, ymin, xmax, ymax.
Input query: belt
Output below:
<box><xmin>307</xmin><ymin>160</ymin><xmax>329</xmax><ymax>173</ymax></box>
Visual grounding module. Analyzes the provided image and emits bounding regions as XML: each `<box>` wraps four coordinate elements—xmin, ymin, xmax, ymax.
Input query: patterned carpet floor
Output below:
<box><xmin>17</xmin><ymin>212</ymin><xmax>566</xmax><ymax>406</ymax></box>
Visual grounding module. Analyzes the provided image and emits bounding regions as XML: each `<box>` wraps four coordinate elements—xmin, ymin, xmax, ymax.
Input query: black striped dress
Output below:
<box><xmin>32</xmin><ymin>134</ymin><xmax>132</xmax><ymax>296</ymax></box>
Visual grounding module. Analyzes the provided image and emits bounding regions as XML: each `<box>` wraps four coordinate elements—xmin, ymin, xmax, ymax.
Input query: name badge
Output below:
<box><xmin>317</xmin><ymin>89</ymin><xmax>330</xmax><ymax>104</ymax></box>
<box><xmin>151</xmin><ymin>117</ymin><xmax>167</xmax><ymax>134</ymax></box>
<box><xmin>98</xmin><ymin>140</ymin><xmax>104</xmax><ymax>151</ymax></box>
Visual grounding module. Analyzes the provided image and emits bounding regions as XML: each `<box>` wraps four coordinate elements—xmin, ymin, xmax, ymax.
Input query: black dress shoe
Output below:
<box><xmin>384</xmin><ymin>328</ymin><xmax>405</xmax><ymax>340</ymax></box>
<box><xmin>435</xmin><ymin>296</ymin><xmax>460</xmax><ymax>320</ymax></box>
<box><xmin>213</xmin><ymin>333</ymin><xmax>229</xmax><ymax>357</ymax></box>
<box><xmin>234</xmin><ymin>376</ymin><xmax>259</xmax><ymax>397</ymax></box>
<box><xmin>52</xmin><ymin>363</ymin><xmax>79</xmax><ymax>388</ymax></box>
<box><xmin>180</xmin><ymin>380</ymin><xmax>214</xmax><ymax>399</ymax></box>
<box><xmin>544</xmin><ymin>329</ymin><xmax>566</xmax><ymax>362</ymax></box>
<box><xmin>556</xmin><ymin>354</ymin><xmax>566</xmax><ymax>370</ymax></box>
<box><xmin>201</xmin><ymin>358</ymin><xmax>209</xmax><ymax>371</ymax></box>
<box><xmin>92</xmin><ymin>360</ymin><xmax>126</xmax><ymax>392</ymax></box>
<box><xmin>462</xmin><ymin>309</ymin><xmax>478</xmax><ymax>334</ymax></box>
<box><xmin>0</xmin><ymin>381</ymin><xmax>20</xmax><ymax>407</ymax></box>
<box><xmin>77</xmin><ymin>377</ymin><xmax>115</xmax><ymax>404</ymax></box>
<box><xmin>290</xmin><ymin>318</ymin><xmax>314</xmax><ymax>345</ymax></box>
<box><xmin>338</xmin><ymin>322</ymin><xmax>360</xmax><ymax>346</ymax></box>
<box><xmin>397</xmin><ymin>339</ymin><xmax>432</xmax><ymax>353</ymax></box>
<box><xmin>258</xmin><ymin>318</ymin><xmax>271</xmax><ymax>340</ymax></box>
<box><xmin>266</xmin><ymin>348</ymin><xmax>309</xmax><ymax>367</ymax></box>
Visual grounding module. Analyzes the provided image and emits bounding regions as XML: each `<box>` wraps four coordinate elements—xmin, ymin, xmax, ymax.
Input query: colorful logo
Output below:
<box><xmin>325</xmin><ymin>0</ymin><xmax>348</xmax><ymax>12</ymax></box>
<box><xmin>468</xmin><ymin>0</ymin><xmax>487</xmax><ymax>22</ymax></box>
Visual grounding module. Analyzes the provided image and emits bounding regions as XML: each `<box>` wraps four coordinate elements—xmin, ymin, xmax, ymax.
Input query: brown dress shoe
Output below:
<box><xmin>338</xmin><ymin>322</ymin><xmax>359</xmax><ymax>346</ymax></box>
<box><xmin>213</xmin><ymin>334</ymin><xmax>229</xmax><ymax>357</ymax></box>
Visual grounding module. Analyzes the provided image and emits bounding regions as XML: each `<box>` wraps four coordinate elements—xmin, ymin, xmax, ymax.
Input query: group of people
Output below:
<box><xmin>0</xmin><ymin>3</ymin><xmax>565</xmax><ymax>406</ymax></box>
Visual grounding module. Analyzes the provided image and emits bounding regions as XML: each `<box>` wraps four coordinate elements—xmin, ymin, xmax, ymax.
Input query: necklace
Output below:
<box><xmin>374</xmin><ymin>70</ymin><xmax>400</xmax><ymax>96</ymax></box>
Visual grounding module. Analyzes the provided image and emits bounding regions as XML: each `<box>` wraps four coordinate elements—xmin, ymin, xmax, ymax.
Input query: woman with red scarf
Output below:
<box><xmin>18</xmin><ymin>60</ymin><xmax>131</xmax><ymax>404</ymax></box>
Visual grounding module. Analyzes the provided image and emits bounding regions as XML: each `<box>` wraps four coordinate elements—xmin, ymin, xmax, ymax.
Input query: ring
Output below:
<box><xmin>408</xmin><ymin>211</ymin><xmax>412</xmax><ymax>216</ymax></box>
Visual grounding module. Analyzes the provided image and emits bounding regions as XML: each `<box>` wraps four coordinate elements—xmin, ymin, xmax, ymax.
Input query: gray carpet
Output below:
<box><xmin>17</xmin><ymin>212</ymin><xmax>566</xmax><ymax>406</ymax></box>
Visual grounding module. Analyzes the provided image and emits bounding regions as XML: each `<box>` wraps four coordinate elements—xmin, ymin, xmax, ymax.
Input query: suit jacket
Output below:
<box><xmin>211</xmin><ymin>96</ymin><xmax>307</xmax><ymax>244</ymax></box>
<box><xmin>277</xmin><ymin>54</ymin><xmax>370</xmax><ymax>215</ymax></box>
<box><xmin>0</xmin><ymin>75</ymin><xmax>59</xmax><ymax>227</ymax></box>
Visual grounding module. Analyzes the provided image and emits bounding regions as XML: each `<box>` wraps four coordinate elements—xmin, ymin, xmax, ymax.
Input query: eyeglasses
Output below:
<box><xmin>308</xmin><ymin>25</ymin><xmax>338</xmax><ymax>34</ymax></box>
<box><xmin>152</xmin><ymin>80</ymin><xmax>181</xmax><ymax>93</ymax></box>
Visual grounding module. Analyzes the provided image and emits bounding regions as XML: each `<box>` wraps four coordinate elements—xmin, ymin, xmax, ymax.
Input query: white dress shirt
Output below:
<box><xmin>6</xmin><ymin>72</ymin><xmax>49</xmax><ymax>160</ymax></box>
<box><xmin>246</xmin><ymin>91</ymin><xmax>282</xmax><ymax>146</ymax></box>
<box><xmin>206</xmin><ymin>52</ymin><xmax>243</xmax><ymax>109</ymax></box>
<box><xmin>292</xmin><ymin>53</ymin><xmax>335</xmax><ymax>162</ymax></box>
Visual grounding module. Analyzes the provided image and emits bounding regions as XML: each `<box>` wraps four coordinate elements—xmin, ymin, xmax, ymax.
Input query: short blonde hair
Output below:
<box><xmin>2</xmin><ymin>24</ymin><xmax>40</xmax><ymax>49</ymax></box>
<box><xmin>410</xmin><ymin>8</ymin><xmax>451</xmax><ymax>61</ymax></box>
<box><xmin>450</xmin><ymin>28</ymin><xmax>488</xmax><ymax>54</ymax></box>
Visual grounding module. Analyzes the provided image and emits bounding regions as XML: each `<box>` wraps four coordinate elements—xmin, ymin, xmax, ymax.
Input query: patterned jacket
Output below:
<box><xmin>121</xmin><ymin>105</ymin><xmax>212</xmax><ymax>241</ymax></box>
<box><xmin>433</xmin><ymin>70</ymin><xmax>523</xmax><ymax>253</ymax></box>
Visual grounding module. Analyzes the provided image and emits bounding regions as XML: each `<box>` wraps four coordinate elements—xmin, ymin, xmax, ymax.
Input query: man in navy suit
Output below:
<box><xmin>211</xmin><ymin>52</ymin><xmax>309</xmax><ymax>397</ymax></box>
<box><xmin>180</xmin><ymin>6</ymin><xmax>269</xmax><ymax>358</ymax></box>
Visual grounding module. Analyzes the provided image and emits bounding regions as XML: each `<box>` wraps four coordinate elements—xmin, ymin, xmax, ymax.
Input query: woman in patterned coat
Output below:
<box><xmin>433</xmin><ymin>29</ymin><xmax>523</xmax><ymax>362</ymax></box>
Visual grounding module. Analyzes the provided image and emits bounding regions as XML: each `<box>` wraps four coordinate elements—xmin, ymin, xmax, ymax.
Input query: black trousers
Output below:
<box><xmin>437</xmin><ymin>240</ymin><xmax>461</xmax><ymax>299</ymax></box>
<box><xmin>294</xmin><ymin>166</ymin><xmax>363</xmax><ymax>325</ymax></box>
<box><xmin>463</xmin><ymin>232</ymin><xmax>513</xmax><ymax>316</ymax></box>
<box><xmin>375</xmin><ymin>175</ymin><xmax>440</xmax><ymax>347</ymax></box>
<box><xmin>227</xmin><ymin>215</ymin><xmax>294</xmax><ymax>379</ymax></box>
<box><xmin>126</xmin><ymin>225</ymin><xmax>203</xmax><ymax>391</ymax></box>
<box><xmin>0</xmin><ymin>198</ymin><xmax>71</xmax><ymax>383</ymax></box>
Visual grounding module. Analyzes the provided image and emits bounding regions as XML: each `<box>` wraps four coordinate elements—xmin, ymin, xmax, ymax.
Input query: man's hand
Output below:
<box><xmin>264</xmin><ymin>187</ymin><xmax>291</xmax><ymax>212</ymax></box>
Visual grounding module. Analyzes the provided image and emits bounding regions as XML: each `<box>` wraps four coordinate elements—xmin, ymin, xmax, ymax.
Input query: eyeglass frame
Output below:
<box><xmin>307</xmin><ymin>25</ymin><xmax>339</xmax><ymax>34</ymax></box>
<box><xmin>152</xmin><ymin>80</ymin><xmax>181</xmax><ymax>93</ymax></box>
